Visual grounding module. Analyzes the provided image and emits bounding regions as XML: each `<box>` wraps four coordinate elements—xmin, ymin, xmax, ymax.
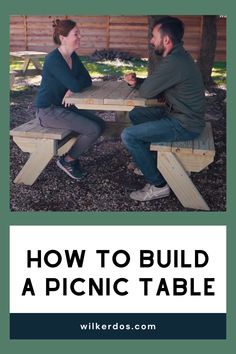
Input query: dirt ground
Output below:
<box><xmin>10</xmin><ymin>80</ymin><xmax>226</xmax><ymax>212</ymax></box>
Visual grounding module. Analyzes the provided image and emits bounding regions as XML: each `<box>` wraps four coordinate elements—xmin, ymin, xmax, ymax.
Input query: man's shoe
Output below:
<box><xmin>56</xmin><ymin>156</ymin><xmax>87</xmax><ymax>180</ymax></box>
<box><xmin>133</xmin><ymin>167</ymin><xmax>144</xmax><ymax>176</ymax></box>
<box><xmin>127</xmin><ymin>161</ymin><xmax>144</xmax><ymax>176</ymax></box>
<box><xmin>130</xmin><ymin>183</ymin><xmax>170</xmax><ymax>201</ymax></box>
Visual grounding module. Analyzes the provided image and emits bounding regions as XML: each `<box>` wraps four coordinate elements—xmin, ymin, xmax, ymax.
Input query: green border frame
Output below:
<box><xmin>1</xmin><ymin>0</ymin><xmax>235</xmax><ymax>353</ymax></box>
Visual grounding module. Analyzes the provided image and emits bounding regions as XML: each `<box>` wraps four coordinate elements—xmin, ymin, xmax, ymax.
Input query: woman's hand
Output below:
<box><xmin>62</xmin><ymin>89</ymin><xmax>74</xmax><ymax>107</ymax></box>
<box><xmin>123</xmin><ymin>73</ymin><xmax>137</xmax><ymax>87</ymax></box>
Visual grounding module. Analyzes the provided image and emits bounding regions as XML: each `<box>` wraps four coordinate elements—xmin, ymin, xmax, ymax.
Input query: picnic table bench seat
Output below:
<box><xmin>10</xmin><ymin>115</ymin><xmax>132</xmax><ymax>186</ymax></box>
<box><xmin>10</xmin><ymin>118</ymin><xmax>215</xmax><ymax>211</ymax></box>
<box><xmin>150</xmin><ymin>122</ymin><xmax>215</xmax><ymax>211</ymax></box>
<box><xmin>10</xmin><ymin>119</ymin><xmax>76</xmax><ymax>186</ymax></box>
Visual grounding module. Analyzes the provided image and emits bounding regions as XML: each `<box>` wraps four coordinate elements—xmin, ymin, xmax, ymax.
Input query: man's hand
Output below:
<box><xmin>123</xmin><ymin>73</ymin><xmax>137</xmax><ymax>87</ymax></box>
<box><xmin>62</xmin><ymin>89</ymin><xmax>74</xmax><ymax>107</ymax></box>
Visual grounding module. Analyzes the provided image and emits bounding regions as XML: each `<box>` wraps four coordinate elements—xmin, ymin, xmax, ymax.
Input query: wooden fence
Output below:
<box><xmin>10</xmin><ymin>15</ymin><xmax>226</xmax><ymax>61</ymax></box>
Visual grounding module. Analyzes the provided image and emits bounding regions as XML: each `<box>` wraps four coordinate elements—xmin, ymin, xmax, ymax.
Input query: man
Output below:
<box><xmin>121</xmin><ymin>16</ymin><xmax>205</xmax><ymax>202</ymax></box>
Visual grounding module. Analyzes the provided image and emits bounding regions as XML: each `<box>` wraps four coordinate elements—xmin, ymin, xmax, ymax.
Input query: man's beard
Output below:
<box><xmin>154</xmin><ymin>40</ymin><xmax>165</xmax><ymax>56</ymax></box>
<box><xmin>154</xmin><ymin>44</ymin><xmax>164</xmax><ymax>56</ymax></box>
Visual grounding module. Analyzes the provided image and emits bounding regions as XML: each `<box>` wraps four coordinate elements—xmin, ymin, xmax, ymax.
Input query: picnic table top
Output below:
<box><xmin>65</xmin><ymin>80</ymin><xmax>164</xmax><ymax>108</ymax></box>
<box><xmin>10</xmin><ymin>51</ymin><xmax>47</xmax><ymax>58</ymax></box>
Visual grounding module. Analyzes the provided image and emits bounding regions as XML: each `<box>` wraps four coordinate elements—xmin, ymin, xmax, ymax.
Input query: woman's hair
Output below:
<box><xmin>52</xmin><ymin>19</ymin><xmax>76</xmax><ymax>45</ymax></box>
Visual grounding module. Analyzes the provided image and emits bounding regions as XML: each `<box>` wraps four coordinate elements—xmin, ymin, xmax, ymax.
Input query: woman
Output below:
<box><xmin>35</xmin><ymin>19</ymin><xmax>105</xmax><ymax>180</ymax></box>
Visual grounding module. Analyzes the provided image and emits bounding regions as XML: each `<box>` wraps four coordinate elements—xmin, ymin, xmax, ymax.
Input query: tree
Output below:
<box><xmin>198</xmin><ymin>16</ymin><xmax>217</xmax><ymax>88</ymax></box>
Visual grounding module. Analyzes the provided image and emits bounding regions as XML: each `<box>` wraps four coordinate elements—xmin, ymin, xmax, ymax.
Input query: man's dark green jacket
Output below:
<box><xmin>139</xmin><ymin>43</ymin><xmax>206</xmax><ymax>133</ymax></box>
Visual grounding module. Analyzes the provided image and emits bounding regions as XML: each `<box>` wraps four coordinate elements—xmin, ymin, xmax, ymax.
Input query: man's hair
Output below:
<box><xmin>153</xmin><ymin>16</ymin><xmax>184</xmax><ymax>44</ymax></box>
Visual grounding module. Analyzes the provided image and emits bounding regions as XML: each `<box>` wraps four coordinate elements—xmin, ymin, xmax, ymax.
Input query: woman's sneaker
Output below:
<box><xmin>56</xmin><ymin>156</ymin><xmax>87</xmax><ymax>180</ymax></box>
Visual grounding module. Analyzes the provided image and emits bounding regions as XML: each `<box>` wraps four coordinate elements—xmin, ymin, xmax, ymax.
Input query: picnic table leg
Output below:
<box><xmin>10</xmin><ymin>72</ymin><xmax>16</xmax><ymax>90</ymax></box>
<box><xmin>57</xmin><ymin>136</ymin><xmax>77</xmax><ymax>156</ymax></box>
<box><xmin>158</xmin><ymin>151</ymin><xmax>210</xmax><ymax>210</ymax></box>
<box><xmin>104</xmin><ymin>111</ymin><xmax>130</xmax><ymax>138</ymax></box>
<box><xmin>115</xmin><ymin>111</ymin><xmax>129</xmax><ymax>122</ymax></box>
<box><xmin>30</xmin><ymin>58</ymin><xmax>43</xmax><ymax>73</ymax></box>
<box><xmin>22</xmin><ymin>58</ymin><xmax>31</xmax><ymax>75</ymax></box>
<box><xmin>14</xmin><ymin>139</ymin><xmax>55</xmax><ymax>185</ymax></box>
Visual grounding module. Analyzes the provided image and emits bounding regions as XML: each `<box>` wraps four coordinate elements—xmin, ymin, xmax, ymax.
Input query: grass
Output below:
<box><xmin>211</xmin><ymin>61</ymin><xmax>226</xmax><ymax>86</ymax></box>
<box><xmin>80</xmin><ymin>57</ymin><xmax>148</xmax><ymax>78</ymax></box>
<box><xmin>10</xmin><ymin>58</ymin><xmax>45</xmax><ymax>71</ymax></box>
<box><xmin>10</xmin><ymin>57</ymin><xmax>226</xmax><ymax>86</ymax></box>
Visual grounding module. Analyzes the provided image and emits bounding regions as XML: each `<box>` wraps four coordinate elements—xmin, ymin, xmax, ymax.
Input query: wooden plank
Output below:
<box><xmin>10</xmin><ymin>15</ymin><xmax>225</xmax><ymax>60</ymax></box>
<box><xmin>11</xmin><ymin>119</ymin><xmax>40</xmax><ymax>134</ymax></box>
<box><xmin>80</xmin><ymin>36</ymin><xmax>107</xmax><ymax>42</ymax></box>
<box><xmin>109</xmin><ymin>43</ymin><xmax>148</xmax><ymax>49</ymax></box>
<box><xmin>65</xmin><ymin>82</ymin><xmax>104</xmax><ymax>105</ymax></box>
<box><xmin>24</xmin><ymin>16</ymin><xmax>28</xmax><ymax>50</ymax></box>
<box><xmin>79</xmin><ymin>42</ymin><xmax>107</xmax><ymax>49</ymax></box>
<box><xmin>13</xmin><ymin>137</ymin><xmax>38</xmax><ymax>153</ymax></box>
<box><xmin>193</xmin><ymin>122</ymin><xmax>215</xmax><ymax>156</ymax></box>
<box><xmin>115</xmin><ymin>111</ymin><xmax>130</xmax><ymax>122</ymax></box>
<box><xmin>10</xmin><ymin>28</ymin><xmax>27</xmax><ymax>34</ymax></box>
<box><xmin>10</xmin><ymin>72</ymin><xmax>16</xmax><ymax>89</ymax></box>
<box><xmin>30</xmin><ymin>58</ymin><xmax>43</xmax><ymax>72</ymax></box>
<box><xmin>26</xmin><ymin>15</ymin><xmax>65</xmax><ymax>23</ymax></box>
<box><xmin>146</xmin><ymin>99</ymin><xmax>166</xmax><ymax>107</ymax></box>
<box><xmin>69</xmin><ymin>81</ymin><xmax>118</xmax><ymax>104</ymax></box>
<box><xmin>65</xmin><ymin>81</ymin><xmax>135</xmax><ymax>107</ymax></box>
<box><xmin>171</xmin><ymin>139</ymin><xmax>194</xmax><ymax>155</ymax></box>
<box><xmin>158</xmin><ymin>152</ymin><xmax>210</xmax><ymax>210</ymax></box>
<box><xmin>110</xmin><ymin>29</ymin><xmax>148</xmax><ymax>38</ymax></box>
<box><xmin>73</xmin><ymin>103</ymin><xmax>134</xmax><ymax>111</ymax></box>
<box><xmin>151</xmin><ymin>123</ymin><xmax>215</xmax><ymax>157</ymax></box>
<box><xmin>109</xmin><ymin>25</ymin><xmax>147</xmax><ymax>31</ymax></box>
<box><xmin>22</xmin><ymin>58</ymin><xmax>30</xmax><ymax>74</ymax></box>
<box><xmin>57</xmin><ymin>136</ymin><xmax>77</xmax><ymax>156</ymax></box>
<box><xmin>175</xmin><ymin>154</ymin><xmax>214</xmax><ymax>173</ymax></box>
<box><xmin>150</xmin><ymin>141</ymin><xmax>172</xmax><ymax>152</ymax></box>
<box><xmin>108</xmin><ymin>37</ymin><xmax>148</xmax><ymax>44</ymax></box>
<box><xmin>74</xmin><ymin>16</ymin><xmax>108</xmax><ymax>24</ymax></box>
<box><xmin>10</xmin><ymin>119</ymin><xmax>71</xmax><ymax>140</ymax></box>
<box><xmin>103</xmin><ymin>121</ymin><xmax>131</xmax><ymax>138</ymax></box>
<box><xmin>124</xmin><ymin>88</ymin><xmax>148</xmax><ymax>106</ymax></box>
<box><xmin>109</xmin><ymin>16</ymin><xmax>148</xmax><ymax>24</ymax></box>
<box><xmin>66</xmin><ymin>81</ymin><xmax>164</xmax><ymax>108</ymax></box>
<box><xmin>27</xmin><ymin>36</ymin><xmax>54</xmax><ymax>42</ymax></box>
<box><xmin>79</xmin><ymin>28</ymin><xmax>107</xmax><ymax>35</ymax></box>
<box><xmin>10</xmin><ymin>50</ymin><xmax>47</xmax><ymax>58</ymax></box>
<box><xmin>104</xmin><ymin>81</ymin><xmax>134</xmax><ymax>105</ymax></box>
<box><xmin>14</xmin><ymin>138</ymin><xmax>55</xmax><ymax>185</ymax></box>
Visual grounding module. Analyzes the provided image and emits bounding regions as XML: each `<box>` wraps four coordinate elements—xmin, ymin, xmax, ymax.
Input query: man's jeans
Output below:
<box><xmin>121</xmin><ymin>107</ymin><xmax>199</xmax><ymax>186</ymax></box>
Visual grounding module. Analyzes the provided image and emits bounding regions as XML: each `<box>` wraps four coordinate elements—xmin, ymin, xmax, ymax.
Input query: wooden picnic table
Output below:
<box><xmin>10</xmin><ymin>51</ymin><xmax>47</xmax><ymax>75</ymax></box>
<box><xmin>65</xmin><ymin>80</ymin><xmax>162</xmax><ymax>111</ymax></box>
<box><xmin>64</xmin><ymin>81</ymin><xmax>215</xmax><ymax>210</ymax></box>
<box><xmin>10</xmin><ymin>80</ymin><xmax>215</xmax><ymax>211</ymax></box>
<box><xmin>65</xmin><ymin>80</ymin><xmax>163</xmax><ymax>136</ymax></box>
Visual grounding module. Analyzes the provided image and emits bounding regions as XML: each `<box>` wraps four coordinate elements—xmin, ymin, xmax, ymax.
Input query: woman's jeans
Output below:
<box><xmin>36</xmin><ymin>105</ymin><xmax>105</xmax><ymax>159</ymax></box>
<box><xmin>121</xmin><ymin>107</ymin><xmax>199</xmax><ymax>186</ymax></box>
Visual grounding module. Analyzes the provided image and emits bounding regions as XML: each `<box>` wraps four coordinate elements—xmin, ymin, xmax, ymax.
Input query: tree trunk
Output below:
<box><xmin>148</xmin><ymin>16</ymin><xmax>163</xmax><ymax>75</ymax></box>
<box><xmin>198</xmin><ymin>16</ymin><xmax>217</xmax><ymax>88</ymax></box>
